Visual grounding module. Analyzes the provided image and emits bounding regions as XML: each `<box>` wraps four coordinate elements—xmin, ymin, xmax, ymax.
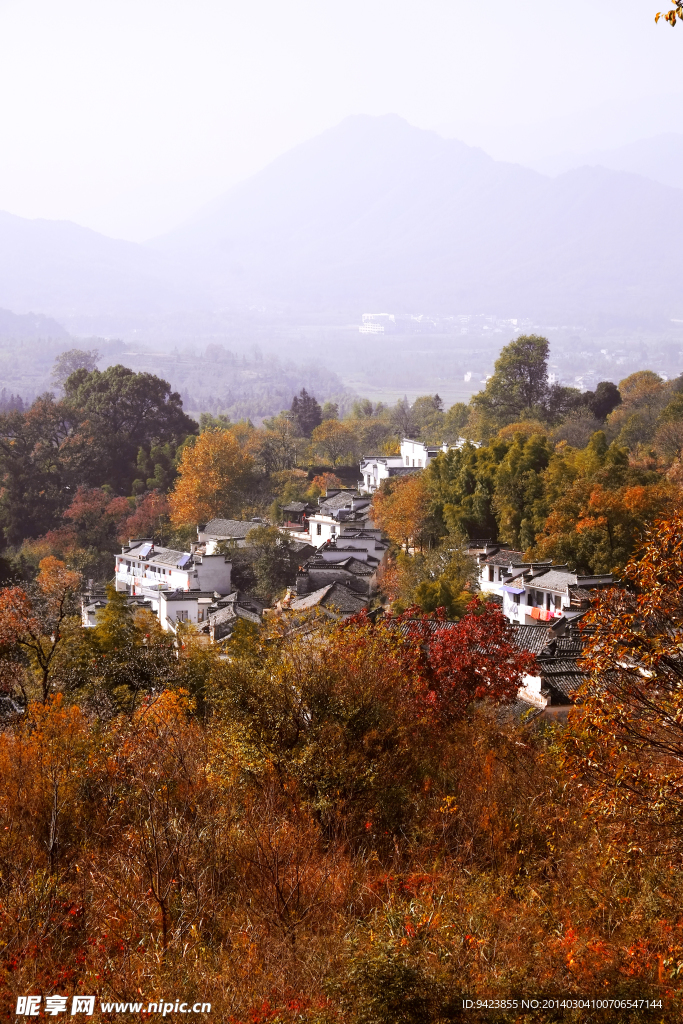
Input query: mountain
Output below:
<box><xmin>1</xmin><ymin>115</ymin><xmax>682</xmax><ymax>324</ymax></box>
<box><xmin>153</xmin><ymin>115</ymin><xmax>683</xmax><ymax>319</ymax></box>
<box><xmin>0</xmin><ymin>306</ymin><xmax>68</xmax><ymax>339</ymax></box>
<box><xmin>528</xmin><ymin>133</ymin><xmax>683</xmax><ymax>189</ymax></box>
<box><xmin>0</xmin><ymin>210</ymin><xmax>206</xmax><ymax>318</ymax></box>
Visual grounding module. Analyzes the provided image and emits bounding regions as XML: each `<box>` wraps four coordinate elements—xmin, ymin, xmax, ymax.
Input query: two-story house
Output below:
<box><xmin>113</xmin><ymin>538</ymin><xmax>232</xmax><ymax>630</ymax></box>
<box><xmin>500</xmin><ymin>566</ymin><xmax>614</xmax><ymax>625</ymax></box>
<box><xmin>295</xmin><ymin>490</ymin><xmax>373</xmax><ymax>547</ymax></box>
<box><xmin>476</xmin><ymin>544</ymin><xmax>613</xmax><ymax>625</ymax></box>
<box><xmin>359</xmin><ymin>437</ymin><xmax>479</xmax><ymax>494</ymax></box>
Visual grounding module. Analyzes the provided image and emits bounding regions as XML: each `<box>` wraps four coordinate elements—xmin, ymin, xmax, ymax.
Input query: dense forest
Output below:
<box><xmin>2</xmin><ymin>337</ymin><xmax>683</xmax><ymax>1019</ymax></box>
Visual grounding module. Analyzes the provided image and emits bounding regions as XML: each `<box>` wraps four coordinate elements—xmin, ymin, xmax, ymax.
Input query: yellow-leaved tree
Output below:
<box><xmin>169</xmin><ymin>428</ymin><xmax>254</xmax><ymax>527</ymax></box>
<box><xmin>371</xmin><ymin>474</ymin><xmax>431</xmax><ymax>551</ymax></box>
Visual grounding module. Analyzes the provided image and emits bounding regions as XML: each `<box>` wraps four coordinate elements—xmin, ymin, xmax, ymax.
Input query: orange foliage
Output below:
<box><xmin>0</xmin><ymin>558</ymin><xmax>82</xmax><ymax>702</ymax></box>
<box><xmin>371</xmin><ymin>474</ymin><xmax>431</xmax><ymax>549</ymax></box>
<box><xmin>534</xmin><ymin>479</ymin><xmax>677</xmax><ymax>573</ymax></box>
<box><xmin>0</xmin><ymin>610</ymin><xmax>681</xmax><ymax>1016</ymax></box>
<box><xmin>169</xmin><ymin>428</ymin><xmax>254</xmax><ymax>527</ymax></box>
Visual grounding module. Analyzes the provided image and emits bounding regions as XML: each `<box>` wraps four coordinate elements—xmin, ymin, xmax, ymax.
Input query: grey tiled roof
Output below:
<box><xmin>509</xmin><ymin>624</ymin><xmax>552</xmax><ymax>654</ymax></box>
<box><xmin>289</xmin><ymin>582</ymin><xmax>369</xmax><ymax>615</ymax></box>
<box><xmin>203</xmin><ymin>519</ymin><xmax>254</xmax><ymax>539</ymax></box>
<box><xmin>528</xmin><ymin>569</ymin><xmax>578</xmax><ymax>592</ymax></box>
<box><xmin>288</xmin><ymin>540</ymin><xmax>316</xmax><ymax>555</ymax></box>
<box><xmin>531</xmin><ymin>570</ymin><xmax>614</xmax><ymax>593</ymax></box>
<box><xmin>481</xmin><ymin>550</ymin><xmax>527</xmax><ymax>566</ymax></box>
<box><xmin>320</xmin><ymin>583</ymin><xmax>369</xmax><ymax>614</ymax></box>
<box><xmin>496</xmin><ymin>697</ymin><xmax>545</xmax><ymax>727</ymax></box>
<box><xmin>319</xmin><ymin>492</ymin><xmax>360</xmax><ymax>512</ymax></box>
<box><xmin>504</xmin><ymin>567</ymin><xmax>530</xmax><ymax>581</ymax></box>
<box><xmin>290</xmin><ymin>585</ymin><xmax>334</xmax><ymax>611</ymax></box>
<box><xmin>540</xmin><ymin>659</ymin><xmax>585</xmax><ymax>699</ymax></box>
<box><xmin>546</xmin><ymin>634</ymin><xmax>585</xmax><ymax>658</ymax></box>
<box><xmin>127</xmin><ymin>541</ymin><xmax>189</xmax><ymax>566</ymax></box>
<box><xmin>304</xmin><ymin>556</ymin><xmax>374</xmax><ymax>576</ymax></box>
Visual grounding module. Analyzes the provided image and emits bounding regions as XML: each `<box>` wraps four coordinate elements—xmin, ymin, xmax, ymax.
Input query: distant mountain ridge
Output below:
<box><xmin>152</xmin><ymin>115</ymin><xmax>683</xmax><ymax>319</ymax></box>
<box><xmin>0</xmin><ymin>115</ymin><xmax>682</xmax><ymax>323</ymax></box>
<box><xmin>527</xmin><ymin>133</ymin><xmax>683</xmax><ymax>189</ymax></box>
<box><xmin>0</xmin><ymin>210</ymin><xmax>207</xmax><ymax>318</ymax></box>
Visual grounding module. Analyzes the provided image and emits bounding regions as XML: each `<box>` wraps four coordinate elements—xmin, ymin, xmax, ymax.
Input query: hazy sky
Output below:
<box><xmin>0</xmin><ymin>0</ymin><xmax>680</xmax><ymax>241</ymax></box>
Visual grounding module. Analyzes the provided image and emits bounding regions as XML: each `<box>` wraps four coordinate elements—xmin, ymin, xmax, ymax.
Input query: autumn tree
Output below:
<box><xmin>567</xmin><ymin>509</ymin><xmax>683</xmax><ymax>834</ymax></box>
<box><xmin>218</xmin><ymin>603</ymin><xmax>536</xmax><ymax>842</ymax></box>
<box><xmin>0</xmin><ymin>557</ymin><xmax>82</xmax><ymax>702</ymax></box>
<box><xmin>372</xmin><ymin>474</ymin><xmax>432</xmax><ymax>550</ymax></box>
<box><xmin>533</xmin><ymin>479</ymin><xmax>676</xmax><ymax>573</ymax></box>
<box><xmin>311</xmin><ymin>419</ymin><xmax>358</xmax><ymax>467</ymax></box>
<box><xmin>169</xmin><ymin>427</ymin><xmax>254</xmax><ymax>527</ymax></box>
<box><xmin>20</xmin><ymin>487</ymin><xmax>171</xmax><ymax>584</ymax></box>
<box><xmin>258</xmin><ymin>414</ymin><xmax>303</xmax><ymax>472</ymax></box>
<box><xmin>656</xmin><ymin>0</ymin><xmax>683</xmax><ymax>25</ymax></box>
<box><xmin>606</xmin><ymin>370</ymin><xmax>670</xmax><ymax>449</ymax></box>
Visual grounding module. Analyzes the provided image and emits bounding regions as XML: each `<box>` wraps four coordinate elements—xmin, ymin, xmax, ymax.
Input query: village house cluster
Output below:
<box><xmin>471</xmin><ymin>540</ymin><xmax>615</xmax><ymax>723</ymax></box>
<box><xmin>79</xmin><ymin>438</ymin><xmax>618</xmax><ymax>725</ymax></box>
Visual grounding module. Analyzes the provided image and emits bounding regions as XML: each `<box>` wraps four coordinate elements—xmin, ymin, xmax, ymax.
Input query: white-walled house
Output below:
<box><xmin>359</xmin><ymin>437</ymin><xmax>479</xmax><ymax>494</ymax></box>
<box><xmin>499</xmin><ymin>568</ymin><xmax>613</xmax><ymax>625</ymax></box>
<box><xmin>477</xmin><ymin>548</ymin><xmax>534</xmax><ymax>594</ymax></box>
<box><xmin>283</xmin><ymin>491</ymin><xmax>373</xmax><ymax>548</ymax></box>
<box><xmin>476</xmin><ymin>546</ymin><xmax>613</xmax><ymax>624</ymax></box>
<box><xmin>358</xmin><ymin>454</ymin><xmax>407</xmax><ymax>494</ymax></box>
<box><xmin>113</xmin><ymin>539</ymin><xmax>232</xmax><ymax>630</ymax></box>
<box><xmin>158</xmin><ymin>590</ymin><xmax>217</xmax><ymax>631</ymax></box>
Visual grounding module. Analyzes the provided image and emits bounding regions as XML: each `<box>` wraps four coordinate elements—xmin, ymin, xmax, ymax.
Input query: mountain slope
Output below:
<box><xmin>0</xmin><ymin>211</ymin><xmax>206</xmax><ymax>317</ymax></box>
<box><xmin>155</xmin><ymin>115</ymin><xmax>683</xmax><ymax>318</ymax></box>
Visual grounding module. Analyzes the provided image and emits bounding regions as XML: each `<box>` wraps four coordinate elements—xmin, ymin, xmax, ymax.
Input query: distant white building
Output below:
<box><xmin>359</xmin><ymin>313</ymin><xmax>395</xmax><ymax>334</ymax></box>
